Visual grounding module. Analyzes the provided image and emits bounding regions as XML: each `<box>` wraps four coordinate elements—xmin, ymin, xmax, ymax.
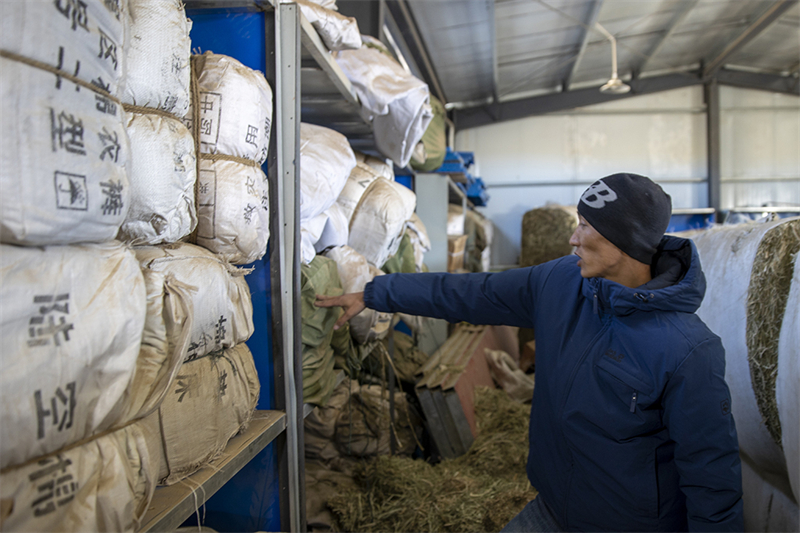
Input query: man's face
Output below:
<box><xmin>568</xmin><ymin>215</ymin><xmax>626</xmax><ymax>279</ymax></box>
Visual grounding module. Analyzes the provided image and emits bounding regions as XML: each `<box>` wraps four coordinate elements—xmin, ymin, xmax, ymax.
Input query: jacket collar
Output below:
<box><xmin>581</xmin><ymin>235</ymin><xmax>706</xmax><ymax>316</ymax></box>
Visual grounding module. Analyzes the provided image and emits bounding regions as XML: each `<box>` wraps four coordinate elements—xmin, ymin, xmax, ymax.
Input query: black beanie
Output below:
<box><xmin>577</xmin><ymin>173</ymin><xmax>672</xmax><ymax>265</ymax></box>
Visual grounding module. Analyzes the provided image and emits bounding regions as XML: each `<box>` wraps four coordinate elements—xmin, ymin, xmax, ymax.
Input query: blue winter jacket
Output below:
<box><xmin>364</xmin><ymin>235</ymin><xmax>743</xmax><ymax>532</ymax></box>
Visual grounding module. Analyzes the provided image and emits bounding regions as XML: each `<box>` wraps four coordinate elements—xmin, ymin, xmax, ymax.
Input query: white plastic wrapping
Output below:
<box><xmin>122</xmin><ymin>0</ymin><xmax>192</xmax><ymax>116</ymax></box>
<box><xmin>348</xmin><ymin>177</ymin><xmax>417</xmax><ymax>267</ymax></box>
<box><xmin>187</xmin><ymin>52</ymin><xmax>273</xmax><ymax>165</ymax></box>
<box><xmin>405</xmin><ymin>212</ymin><xmax>431</xmax><ymax>272</ymax></box>
<box><xmin>335</xmin><ymin>44</ymin><xmax>433</xmax><ymax>167</ymax></box>
<box><xmin>135</xmin><ymin>243</ymin><xmax>255</xmax><ymax>363</ymax></box>
<box><xmin>195</xmin><ymin>158</ymin><xmax>270</xmax><ymax>265</ymax></box>
<box><xmin>0</xmin><ymin>242</ymin><xmax>146</xmax><ymax>470</ymax></box>
<box><xmin>0</xmin><ymin>422</ymin><xmax>160</xmax><ymax>532</ymax></box>
<box><xmin>336</xmin><ymin>161</ymin><xmax>384</xmax><ymax>223</ymax></box>
<box><xmin>301</xmin><ymin>212</ymin><xmax>329</xmax><ymax>265</ymax></box>
<box><xmin>323</xmin><ymin>246</ymin><xmax>392</xmax><ymax>344</ymax></box>
<box><xmin>0</xmin><ymin>0</ymin><xmax>126</xmax><ymax>96</ymax></box>
<box><xmin>315</xmin><ymin>203</ymin><xmax>350</xmax><ymax>253</ymax></box>
<box><xmin>119</xmin><ymin>112</ymin><xmax>196</xmax><ymax>245</ymax></box>
<box><xmin>297</xmin><ymin>0</ymin><xmax>361</xmax><ymax>51</ymax></box>
<box><xmin>1</xmin><ymin>56</ymin><xmax>130</xmax><ymax>246</ymax></box>
<box><xmin>692</xmin><ymin>219</ymin><xmax>799</xmax><ymax>502</ymax></box>
<box><xmin>300</xmin><ymin>123</ymin><xmax>357</xmax><ymax>222</ymax></box>
<box><xmin>355</xmin><ymin>152</ymin><xmax>394</xmax><ymax>181</ymax></box>
<box><xmin>777</xmin><ymin>250</ymin><xmax>800</xmax><ymax>502</ymax></box>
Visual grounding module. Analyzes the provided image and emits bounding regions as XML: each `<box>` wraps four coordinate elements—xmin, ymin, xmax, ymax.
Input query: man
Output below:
<box><xmin>316</xmin><ymin>173</ymin><xmax>743</xmax><ymax>532</ymax></box>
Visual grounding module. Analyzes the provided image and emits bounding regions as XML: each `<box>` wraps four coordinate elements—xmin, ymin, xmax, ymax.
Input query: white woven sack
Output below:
<box><xmin>447</xmin><ymin>204</ymin><xmax>465</xmax><ymax>236</ymax></box>
<box><xmin>405</xmin><ymin>212</ymin><xmax>431</xmax><ymax>272</ymax></box>
<box><xmin>0</xmin><ymin>422</ymin><xmax>160</xmax><ymax>533</ymax></box>
<box><xmin>300</xmin><ymin>123</ymin><xmax>357</xmax><ymax>222</ymax></box>
<box><xmin>195</xmin><ymin>158</ymin><xmax>270</xmax><ymax>265</ymax></box>
<box><xmin>0</xmin><ymin>57</ymin><xmax>130</xmax><ymax>246</ymax></box>
<box><xmin>122</xmin><ymin>0</ymin><xmax>192</xmax><ymax>116</ymax></box>
<box><xmin>297</xmin><ymin>0</ymin><xmax>360</xmax><ymax>51</ymax></box>
<box><xmin>135</xmin><ymin>243</ymin><xmax>255</xmax><ymax>363</ymax></box>
<box><xmin>334</xmin><ymin>45</ymin><xmax>433</xmax><ymax>167</ymax></box>
<box><xmin>0</xmin><ymin>242</ymin><xmax>146</xmax><ymax>470</ymax></box>
<box><xmin>150</xmin><ymin>343</ymin><xmax>260</xmax><ymax>485</ymax></box>
<box><xmin>348</xmin><ymin>177</ymin><xmax>416</xmax><ymax>267</ymax></box>
<box><xmin>323</xmin><ymin>245</ymin><xmax>392</xmax><ymax>344</ymax></box>
<box><xmin>119</xmin><ymin>112</ymin><xmax>196</xmax><ymax>245</ymax></box>
<box><xmin>304</xmin><ymin>0</ymin><xmax>338</xmax><ymax>11</ymax></box>
<box><xmin>187</xmin><ymin>52</ymin><xmax>273</xmax><ymax>165</ymax></box>
<box><xmin>1</xmin><ymin>0</ymin><xmax>125</xmax><ymax>96</ymax></box>
<box><xmin>691</xmin><ymin>218</ymin><xmax>799</xmax><ymax>496</ymax></box>
<box><xmin>315</xmin><ymin>203</ymin><xmax>349</xmax><ymax>253</ymax></box>
<box><xmin>355</xmin><ymin>152</ymin><xmax>394</xmax><ymax>181</ymax></box>
<box><xmin>301</xmin><ymin>212</ymin><xmax>328</xmax><ymax>265</ymax></box>
<box><xmin>336</xmin><ymin>162</ymin><xmax>384</xmax><ymax>224</ymax></box>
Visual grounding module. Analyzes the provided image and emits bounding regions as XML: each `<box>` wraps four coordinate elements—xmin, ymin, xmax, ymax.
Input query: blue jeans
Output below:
<box><xmin>501</xmin><ymin>497</ymin><xmax>564</xmax><ymax>532</ymax></box>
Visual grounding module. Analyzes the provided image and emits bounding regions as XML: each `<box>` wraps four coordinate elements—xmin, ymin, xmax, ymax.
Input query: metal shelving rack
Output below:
<box><xmin>137</xmin><ymin>2</ymin><xmax>374</xmax><ymax>531</ymax></box>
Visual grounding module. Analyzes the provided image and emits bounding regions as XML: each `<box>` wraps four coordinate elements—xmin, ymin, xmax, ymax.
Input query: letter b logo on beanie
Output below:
<box><xmin>581</xmin><ymin>180</ymin><xmax>618</xmax><ymax>208</ymax></box>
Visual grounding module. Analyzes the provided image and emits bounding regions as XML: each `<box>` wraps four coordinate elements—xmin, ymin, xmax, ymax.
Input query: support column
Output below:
<box><xmin>704</xmin><ymin>78</ymin><xmax>721</xmax><ymax>212</ymax></box>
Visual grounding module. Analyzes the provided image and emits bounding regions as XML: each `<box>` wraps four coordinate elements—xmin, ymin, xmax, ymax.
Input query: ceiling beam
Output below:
<box><xmin>489</xmin><ymin>0</ymin><xmax>500</xmax><ymax>103</ymax></box>
<box><xmin>702</xmin><ymin>0</ymin><xmax>798</xmax><ymax>78</ymax></box>
<box><xmin>454</xmin><ymin>72</ymin><xmax>701</xmax><ymax>130</ymax></box>
<box><xmin>716</xmin><ymin>69</ymin><xmax>800</xmax><ymax>95</ymax></box>
<box><xmin>636</xmin><ymin>0</ymin><xmax>699</xmax><ymax>74</ymax></box>
<box><xmin>562</xmin><ymin>0</ymin><xmax>605</xmax><ymax>91</ymax></box>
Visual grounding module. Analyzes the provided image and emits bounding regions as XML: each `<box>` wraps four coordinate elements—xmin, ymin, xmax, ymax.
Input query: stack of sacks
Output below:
<box><xmin>118</xmin><ymin>0</ymin><xmax>197</xmax><ymax>245</ymax></box>
<box><xmin>335</xmin><ymin>36</ymin><xmax>433</xmax><ymax>168</ymax></box>
<box><xmin>0</xmin><ymin>4</ymin><xmax>163</xmax><ymax>529</ymax></box>
<box><xmin>296</xmin><ymin>0</ymin><xmax>361</xmax><ymax>51</ymax></box>
<box><xmin>188</xmin><ymin>52</ymin><xmax>273</xmax><ymax>264</ymax></box>
<box><xmin>299</xmin><ymin>123</ymin><xmax>357</xmax><ymax>264</ymax></box>
<box><xmin>324</xmin><ymin>246</ymin><xmax>393</xmax><ymax>345</ymax></box>
<box><xmin>133</xmin><ymin>243</ymin><xmax>259</xmax><ymax>483</ymax></box>
<box><xmin>300</xmin><ymin>256</ymin><xmax>357</xmax><ymax>405</ymax></box>
<box><xmin>449</xmin><ymin>205</ymin><xmax>494</xmax><ymax>273</ymax></box>
<box><xmin>381</xmin><ymin>232</ymin><xmax>416</xmax><ymax>275</ymax></box>
<box><xmin>356</xmin><ymin>152</ymin><xmax>395</xmax><ymax>180</ymax></box>
<box><xmin>347</xmin><ymin>177</ymin><xmax>417</xmax><ymax>267</ymax></box>
<box><xmin>405</xmin><ymin>213</ymin><xmax>431</xmax><ymax>273</ymax></box>
<box><xmin>336</xmin><ymin>156</ymin><xmax>393</xmax><ymax>223</ymax></box>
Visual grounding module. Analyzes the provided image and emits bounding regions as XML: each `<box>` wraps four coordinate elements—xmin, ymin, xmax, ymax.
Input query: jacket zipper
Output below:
<box><xmin>629</xmin><ymin>391</ymin><xmax>638</xmax><ymax>413</ymax></box>
<box><xmin>593</xmin><ymin>291</ymin><xmax>598</xmax><ymax>314</ymax></box>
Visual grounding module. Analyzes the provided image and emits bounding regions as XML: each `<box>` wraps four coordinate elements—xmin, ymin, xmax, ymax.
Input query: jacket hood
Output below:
<box><xmin>582</xmin><ymin>235</ymin><xmax>706</xmax><ymax>316</ymax></box>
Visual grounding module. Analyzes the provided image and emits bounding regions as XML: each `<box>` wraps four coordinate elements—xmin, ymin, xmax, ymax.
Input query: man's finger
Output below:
<box><xmin>315</xmin><ymin>294</ymin><xmax>340</xmax><ymax>307</ymax></box>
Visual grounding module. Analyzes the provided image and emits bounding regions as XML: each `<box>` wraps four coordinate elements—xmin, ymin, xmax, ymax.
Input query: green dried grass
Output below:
<box><xmin>328</xmin><ymin>387</ymin><xmax>536</xmax><ymax>532</ymax></box>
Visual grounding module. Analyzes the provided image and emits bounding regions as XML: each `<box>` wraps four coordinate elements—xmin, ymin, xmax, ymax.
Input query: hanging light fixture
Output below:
<box><xmin>595</xmin><ymin>22</ymin><xmax>631</xmax><ymax>94</ymax></box>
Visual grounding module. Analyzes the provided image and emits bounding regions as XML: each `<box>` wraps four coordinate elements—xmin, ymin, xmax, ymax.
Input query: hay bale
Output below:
<box><xmin>520</xmin><ymin>205</ymin><xmax>578</xmax><ymax>267</ymax></box>
<box><xmin>328</xmin><ymin>387</ymin><xmax>536</xmax><ymax>532</ymax></box>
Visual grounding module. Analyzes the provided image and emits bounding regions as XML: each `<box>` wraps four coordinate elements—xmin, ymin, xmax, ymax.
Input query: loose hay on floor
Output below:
<box><xmin>328</xmin><ymin>387</ymin><xmax>536</xmax><ymax>532</ymax></box>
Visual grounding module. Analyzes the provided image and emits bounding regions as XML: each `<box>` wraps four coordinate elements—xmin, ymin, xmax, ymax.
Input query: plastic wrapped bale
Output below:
<box><xmin>0</xmin><ymin>422</ymin><xmax>161</xmax><ymax>532</ymax></box>
<box><xmin>300</xmin><ymin>123</ymin><xmax>356</xmax><ymax>222</ymax></box>
<box><xmin>336</xmin><ymin>161</ymin><xmax>385</xmax><ymax>223</ymax></box>
<box><xmin>119</xmin><ymin>112</ymin><xmax>196</xmax><ymax>245</ymax></box>
<box><xmin>135</xmin><ymin>243</ymin><xmax>254</xmax><ymax>363</ymax></box>
<box><xmin>323</xmin><ymin>246</ymin><xmax>393</xmax><ymax>344</ymax></box>
<box><xmin>195</xmin><ymin>158</ymin><xmax>269</xmax><ymax>264</ymax></box>
<box><xmin>405</xmin><ymin>213</ymin><xmax>431</xmax><ymax>272</ymax></box>
<box><xmin>296</xmin><ymin>0</ymin><xmax>360</xmax><ymax>51</ymax></box>
<box><xmin>520</xmin><ymin>205</ymin><xmax>578</xmax><ymax>267</ymax></box>
<box><xmin>1</xmin><ymin>0</ymin><xmax>125</xmax><ymax>97</ymax></box>
<box><xmin>0</xmin><ymin>242</ymin><xmax>148</xmax><ymax>471</ymax></box>
<box><xmin>410</xmin><ymin>96</ymin><xmax>447</xmax><ymax>172</ymax></box>
<box><xmin>187</xmin><ymin>52</ymin><xmax>273</xmax><ymax>165</ymax></box>
<box><xmin>122</xmin><ymin>0</ymin><xmax>192</xmax><ymax>116</ymax></box>
<box><xmin>0</xmin><ymin>56</ymin><xmax>130</xmax><ymax>246</ymax></box>
<box><xmin>146</xmin><ymin>343</ymin><xmax>259</xmax><ymax>485</ymax></box>
<box><xmin>381</xmin><ymin>231</ymin><xmax>416</xmax><ymax>275</ymax></box>
<box><xmin>301</xmin><ymin>256</ymin><xmax>353</xmax><ymax>406</ymax></box>
<box><xmin>690</xmin><ymin>218</ymin><xmax>800</xmax><ymax>507</ymax></box>
<box><xmin>334</xmin><ymin>43</ymin><xmax>433</xmax><ymax>168</ymax></box>
<box><xmin>348</xmin><ymin>177</ymin><xmax>417</xmax><ymax>267</ymax></box>
<box><xmin>315</xmin><ymin>203</ymin><xmax>350</xmax><ymax>254</ymax></box>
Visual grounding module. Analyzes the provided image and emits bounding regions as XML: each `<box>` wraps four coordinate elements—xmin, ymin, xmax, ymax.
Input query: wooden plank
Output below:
<box><xmin>138</xmin><ymin>410</ymin><xmax>286</xmax><ymax>533</ymax></box>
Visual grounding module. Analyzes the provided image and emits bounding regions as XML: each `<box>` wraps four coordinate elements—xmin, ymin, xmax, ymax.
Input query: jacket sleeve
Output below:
<box><xmin>363</xmin><ymin>264</ymin><xmax>550</xmax><ymax>328</ymax></box>
<box><xmin>662</xmin><ymin>337</ymin><xmax>744</xmax><ymax>532</ymax></box>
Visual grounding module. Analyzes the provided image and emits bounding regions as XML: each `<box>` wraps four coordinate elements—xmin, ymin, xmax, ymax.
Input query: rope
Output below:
<box><xmin>122</xmin><ymin>103</ymin><xmax>182</xmax><ymax>121</ymax></box>
<box><xmin>199</xmin><ymin>152</ymin><xmax>259</xmax><ymax>168</ymax></box>
<box><xmin>0</xmin><ymin>49</ymin><xmax>122</xmax><ymax>105</ymax></box>
<box><xmin>188</xmin><ymin>55</ymin><xmax>202</xmax><ymax>244</ymax></box>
